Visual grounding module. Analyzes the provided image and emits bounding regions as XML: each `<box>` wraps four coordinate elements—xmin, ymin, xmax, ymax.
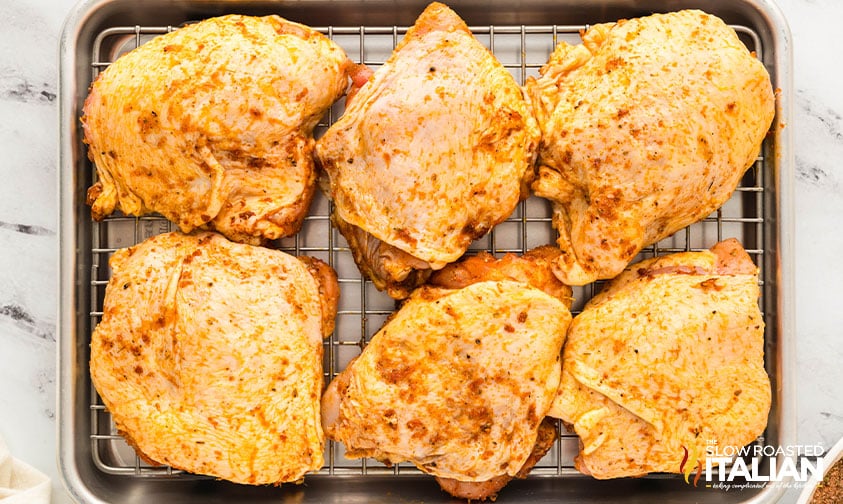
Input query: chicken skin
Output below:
<box><xmin>322</xmin><ymin>249</ymin><xmax>572</xmax><ymax>500</ymax></box>
<box><xmin>316</xmin><ymin>2</ymin><xmax>540</xmax><ymax>298</ymax></box>
<box><xmin>549</xmin><ymin>239</ymin><xmax>771</xmax><ymax>479</ymax></box>
<box><xmin>89</xmin><ymin>232</ymin><xmax>339</xmax><ymax>485</ymax></box>
<box><xmin>526</xmin><ymin>10</ymin><xmax>775</xmax><ymax>285</ymax></box>
<box><xmin>83</xmin><ymin>15</ymin><xmax>350</xmax><ymax>244</ymax></box>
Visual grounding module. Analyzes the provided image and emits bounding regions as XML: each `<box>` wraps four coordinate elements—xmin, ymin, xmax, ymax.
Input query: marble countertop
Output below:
<box><xmin>1</xmin><ymin>0</ymin><xmax>840</xmax><ymax>502</ymax></box>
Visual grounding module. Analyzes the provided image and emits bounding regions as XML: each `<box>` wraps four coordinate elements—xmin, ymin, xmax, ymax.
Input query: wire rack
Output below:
<box><xmin>86</xmin><ymin>21</ymin><xmax>767</xmax><ymax>479</ymax></box>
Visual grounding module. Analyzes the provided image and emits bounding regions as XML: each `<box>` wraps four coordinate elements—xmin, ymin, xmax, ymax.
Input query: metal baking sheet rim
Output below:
<box><xmin>58</xmin><ymin>0</ymin><xmax>796</xmax><ymax>502</ymax></box>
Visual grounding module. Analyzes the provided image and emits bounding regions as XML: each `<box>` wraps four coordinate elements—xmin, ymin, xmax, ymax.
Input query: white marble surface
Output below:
<box><xmin>0</xmin><ymin>0</ymin><xmax>840</xmax><ymax>502</ymax></box>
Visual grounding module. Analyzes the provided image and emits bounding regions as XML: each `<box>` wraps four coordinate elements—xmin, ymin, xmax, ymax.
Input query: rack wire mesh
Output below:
<box><xmin>86</xmin><ymin>21</ymin><xmax>767</xmax><ymax>479</ymax></box>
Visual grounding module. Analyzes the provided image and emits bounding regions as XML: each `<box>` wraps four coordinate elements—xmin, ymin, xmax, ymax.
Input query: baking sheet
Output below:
<box><xmin>59</xmin><ymin>1</ymin><xmax>795</xmax><ymax>502</ymax></box>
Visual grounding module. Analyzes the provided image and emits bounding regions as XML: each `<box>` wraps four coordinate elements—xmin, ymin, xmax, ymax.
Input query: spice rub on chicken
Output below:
<box><xmin>83</xmin><ymin>15</ymin><xmax>351</xmax><ymax>244</ymax></box>
<box><xmin>526</xmin><ymin>10</ymin><xmax>775</xmax><ymax>285</ymax></box>
<box><xmin>315</xmin><ymin>2</ymin><xmax>540</xmax><ymax>298</ymax></box>
<box><xmin>322</xmin><ymin>248</ymin><xmax>572</xmax><ymax>500</ymax></box>
<box><xmin>549</xmin><ymin>239</ymin><xmax>771</xmax><ymax>479</ymax></box>
<box><xmin>89</xmin><ymin>232</ymin><xmax>339</xmax><ymax>485</ymax></box>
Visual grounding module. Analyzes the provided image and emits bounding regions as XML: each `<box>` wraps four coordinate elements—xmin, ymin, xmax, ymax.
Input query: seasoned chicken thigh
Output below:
<box><xmin>323</xmin><ymin>249</ymin><xmax>572</xmax><ymax>500</ymax></box>
<box><xmin>316</xmin><ymin>2</ymin><xmax>540</xmax><ymax>298</ymax></box>
<box><xmin>549</xmin><ymin>239</ymin><xmax>771</xmax><ymax>479</ymax></box>
<box><xmin>90</xmin><ymin>232</ymin><xmax>339</xmax><ymax>484</ymax></box>
<box><xmin>526</xmin><ymin>10</ymin><xmax>775</xmax><ymax>285</ymax></box>
<box><xmin>83</xmin><ymin>15</ymin><xmax>350</xmax><ymax>244</ymax></box>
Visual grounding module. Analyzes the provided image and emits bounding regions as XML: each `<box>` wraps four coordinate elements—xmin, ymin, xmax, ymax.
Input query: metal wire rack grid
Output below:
<box><xmin>86</xmin><ymin>21</ymin><xmax>767</xmax><ymax>478</ymax></box>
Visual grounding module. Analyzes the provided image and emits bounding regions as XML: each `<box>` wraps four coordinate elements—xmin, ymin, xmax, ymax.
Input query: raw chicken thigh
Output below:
<box><xmin>90</xmin><ymin>232</ymin><xmax>339</xmax><ymax>484</ymax></box>
<box><xmin>316</xmin><ymin>2</ymin><xmax>540</xmax><ymax>298</ymax></box>
<box><xmin>526</xmin><ymin>10</ymin><xmax>775</xmax><ymax>285</ymax></box>
<box><xmin>549</xmin><ymin>239</ymin><xmax>771</xmax><ymax>479</ymax></box>
<box><xmin>83</xmin><ymin>15</ymin><xmax>350</xmax><ymax>244</ymax></box>
<box><xmin>322</xmin><ymin>248</ymin><xmax>571</xmax><ymax>500</ymax></box>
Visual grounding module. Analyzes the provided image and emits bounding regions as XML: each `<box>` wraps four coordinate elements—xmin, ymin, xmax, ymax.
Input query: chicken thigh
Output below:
<box><xmin>526</xmin><ymin>10</ymin><xmax>775</xmax><ymax>285</ymax></box>
<box><xmin>316</xmin><ymin>2</ymin><xmax>540</xmax><ymax>298</ymax></box>
<box><xmin>90</xmin><ymin>232</ymin><xmax>339</xmax><ymax>484</ymax></box>
<box><xmin>83</xmin><ymin>15</ymin><xmax>350</xmax><ymax>244</ymax></box>
<box><xmin>549</xmin><ymin>239</ymin><xmax>771</xmax><ymax>479</ymax></box>
<box><xmin>322</xmin><ymin>248</ymin><xmax>572</xmax><ymax>500</ymax></box>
